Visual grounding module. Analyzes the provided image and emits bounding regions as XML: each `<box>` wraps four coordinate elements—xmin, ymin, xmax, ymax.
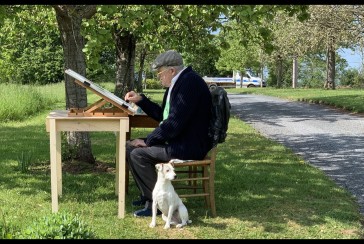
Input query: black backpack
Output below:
<box><xmin>208</xmin><ymin>86</ymin><xmax>231</xmax><ymax>148</ymax></box>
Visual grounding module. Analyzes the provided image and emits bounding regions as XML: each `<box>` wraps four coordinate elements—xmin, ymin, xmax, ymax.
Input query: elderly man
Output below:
<box><xmin>124</xmin><ymin>50</ymin><xmax>213</xmax><ymax>217</ymax></box>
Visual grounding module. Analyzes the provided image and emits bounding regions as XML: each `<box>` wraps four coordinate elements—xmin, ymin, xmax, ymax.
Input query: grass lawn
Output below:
<box><xmin>0</xmin><ymin>85</ymin><xmax>363</xmax><ymax>239</ymax></box>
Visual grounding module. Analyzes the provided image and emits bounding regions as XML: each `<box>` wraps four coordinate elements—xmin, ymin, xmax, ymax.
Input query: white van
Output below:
<box><xmin>234</xmin><ymin>70</ymin><xmax>266</xmax><ymax>88</ymax></box>
<box><xmin>204</xmin><ymin>70</ymin><xmax>265</xmax><ymax>89</ymax></box>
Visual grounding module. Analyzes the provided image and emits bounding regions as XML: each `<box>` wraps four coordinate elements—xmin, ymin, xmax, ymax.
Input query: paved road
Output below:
<box><xmin>228</xmin><ymin>93</ymin><xmax>364</xmax><ymax>215</ymax></box>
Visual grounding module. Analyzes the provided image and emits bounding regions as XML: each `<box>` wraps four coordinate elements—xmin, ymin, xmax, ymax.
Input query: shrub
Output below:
<box><xmin>0</xmin><ymin>224</ymin><xmax>18</xmax><ymax>239</ymax></box>
<box><xmin>145</xmin><ymin>78</ymin><xmax>162</xmax><ymax>89</ymax></box>
<box><xmin>16</xmin><ymin>212</ymin><xmax>96</xmax><ymax>239</ymax></box>
<box><xmin>0</xmin><ymin>216</ymin><xmax>19</xmax><ymax>239</ymax></box>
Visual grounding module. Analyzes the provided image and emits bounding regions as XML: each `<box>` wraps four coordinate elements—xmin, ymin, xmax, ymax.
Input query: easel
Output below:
<box><xmin>65</xmin><ymin>69</ymin><xmax>136</xmax><ymax>117</ymax></box>
<box><xmin>68</xmin><ymin>98</ymin><xmax>127</xmax><ymax>117</ymax></box>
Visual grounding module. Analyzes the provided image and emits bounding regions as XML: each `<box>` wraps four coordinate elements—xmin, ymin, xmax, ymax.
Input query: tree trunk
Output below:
<box><xmin>276</xmin><ymin>55</ymin><xmax>283</xmax><ymax>88</ymax></box>
<box><xmin>324</xmin><ymin>36</ymin><xmax>336</xmax><ymax>90</ymax></box>
<box><xmin>292</xmin><ymin>56</ymin><xmax>298</xmax><ymax>89</ymax></box>
<box><xmin>53</xmin><ymin>5</ymin><xmax>96</xmax><ymax>164</ymax></box>
<box><xmin>136</xmin><ymin>47</ymin><xmax>147</xmax><ymax>93</ymax></box>
<box><xmin>113</xmin><ymin>28</ymin><xmax>136</xmax><ymax>99</ymax></box>
<box><xmin>260</xmin><ymin>66</ymin><xmax>264</xmax><ymax>88</ymax></box>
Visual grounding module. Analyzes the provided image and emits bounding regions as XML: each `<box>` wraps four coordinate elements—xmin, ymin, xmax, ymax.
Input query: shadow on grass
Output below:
<box><xmin>207</xmin><ymin>131</ymin><xmax>361</xmax><ymax>234</ymax></box>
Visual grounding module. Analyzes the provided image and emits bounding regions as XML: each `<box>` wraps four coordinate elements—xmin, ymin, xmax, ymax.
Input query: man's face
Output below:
<box><xmin>157</xmin><ymin>67</ymin><xmax>174</xmax><ymax>87</ymax></box>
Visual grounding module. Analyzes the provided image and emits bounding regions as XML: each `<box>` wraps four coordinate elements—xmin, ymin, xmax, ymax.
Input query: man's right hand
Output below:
<box><xmin>124</xmin><ymin>91</ymin><xmax>142</xmax><ymax>103</ymax></box>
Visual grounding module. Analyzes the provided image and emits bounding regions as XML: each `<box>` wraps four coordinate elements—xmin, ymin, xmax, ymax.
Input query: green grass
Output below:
<box><xmin>230</xmin><ymin>87</ymin><xmax>364</xmax><ymax>114</ymax></box>
<box><xmin>0</xmin><ymin>84</ymin><xmax>363</xmax><ymax>239</ymax></box>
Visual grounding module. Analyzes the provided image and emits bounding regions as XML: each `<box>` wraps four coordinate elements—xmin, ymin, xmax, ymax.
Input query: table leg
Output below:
<box><xmin>116</xmin><ymin>127</ymin><xmax>131</xmax><ymax>195</ymax></box>
<box><xmin>49</xmin><ymin>119</ymin><xmax>62</xmax><ymax>212</ymax></box>
<box><xmin>117</xmin><ymin>122</ymin><xmax>127</xmax><ymax>218</ymax></box>
<box><xmin>115</xmin><ymin>133</ymin><xmax>119</xmax><ymax>196</ymax></box>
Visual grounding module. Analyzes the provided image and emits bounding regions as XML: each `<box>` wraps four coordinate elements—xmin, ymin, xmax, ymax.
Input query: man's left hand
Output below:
<box><xmin>130</xmin><ymin>138</ymin><xmax>147</xmax><ymax>147</ymax></box>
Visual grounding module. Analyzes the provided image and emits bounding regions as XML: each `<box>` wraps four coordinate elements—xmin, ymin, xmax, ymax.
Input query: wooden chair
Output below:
<box><xmin>125</xmin><ymin>146</ymin><xmax>217</xmax><ymax>217</ymax></box>
<box><xmin>170</xmin><ymin>146</ymin><xmax>217</xmax><ymax>217</ymax></box>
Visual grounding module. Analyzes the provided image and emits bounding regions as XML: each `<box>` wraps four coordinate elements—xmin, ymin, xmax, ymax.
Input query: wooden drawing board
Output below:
<box><xmin>65</xmin><ymin>69</ymin><xmax>136</xmax><ymax>116</ymax></box>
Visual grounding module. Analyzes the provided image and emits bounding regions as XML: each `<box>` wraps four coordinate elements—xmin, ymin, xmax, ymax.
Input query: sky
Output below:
<box><xmin>339</xmin><ymin>48</ymin><xmax>363</xmax><ymax>69</ymax></box>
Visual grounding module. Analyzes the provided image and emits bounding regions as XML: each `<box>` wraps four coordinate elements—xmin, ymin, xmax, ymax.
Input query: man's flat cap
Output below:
<box><xmin>151</xmin><ymin>50</ymin><xmax>184</xmax><ymax>70</ymax></box>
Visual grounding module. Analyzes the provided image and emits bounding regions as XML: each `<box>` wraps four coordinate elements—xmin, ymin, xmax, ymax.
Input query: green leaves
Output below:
<box><xmin>258</xmin><ymin>27</ymin><xmax>271</xmax><ymax>39</ymax></box>
<box><xmin>17</xmin><ymin>212</ymin><xmax>96</xmax><ymax>239</ymax></box>
<box><xmin>0</xmin><ymin>5</ymin><xmax>63</xmax><ymax>84</ymax></box>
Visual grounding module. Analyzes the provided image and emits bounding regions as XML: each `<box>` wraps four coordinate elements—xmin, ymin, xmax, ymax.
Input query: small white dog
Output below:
<box><xmin>149</xmin><ymin>162</ymin><xmax>192</xmax><ymax>229</ymax></box>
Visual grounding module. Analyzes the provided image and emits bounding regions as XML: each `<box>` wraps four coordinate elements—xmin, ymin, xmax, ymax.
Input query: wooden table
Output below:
<box><xmin>46</xmin><ymin>110</ymin><xmax>159</xmax><ymax>219</ymax></box>
<box><xmin>46</xmin><ymin>110</ymin><xmax>129</xmax><ymax>218</ymax></box>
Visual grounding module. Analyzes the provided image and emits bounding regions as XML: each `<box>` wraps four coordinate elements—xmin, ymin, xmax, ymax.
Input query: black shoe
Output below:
<box><xmin>133</xmin><ymin>201</ymin><xmax>162</xmax><ymax>217</ymax></box>
<box><xmin>132</xmin><ymin>195</ymin><xmax>148</xmax><ymax>206</ymax></box>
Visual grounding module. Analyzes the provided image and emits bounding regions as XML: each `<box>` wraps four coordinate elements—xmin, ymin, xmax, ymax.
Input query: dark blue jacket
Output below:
<box><xmin>136</xmin><ymin>66</ymin><xmax>213</xmax><ymax>160</ymax></box>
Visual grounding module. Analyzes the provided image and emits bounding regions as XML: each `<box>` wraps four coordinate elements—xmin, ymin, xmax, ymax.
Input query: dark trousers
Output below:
<box><xmin>126</xmin><ymin>141</ymin><xmax>171</xmax><ymax>201</ymax></box>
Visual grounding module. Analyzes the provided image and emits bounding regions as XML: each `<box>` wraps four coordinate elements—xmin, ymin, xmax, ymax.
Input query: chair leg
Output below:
<box><xmin>202</xmin><ymin>165</ymin><xmax>210</xmax><ymax>209</ymax></box>
<box><xmin>209</xmin><ymin>164</ymin><xmax>216</xmax><ymax>217</ymax></box>
<box><xmin>209</xmin><ymin>174</ymin><xmax>216</xmax><ymax>217</ymax></box>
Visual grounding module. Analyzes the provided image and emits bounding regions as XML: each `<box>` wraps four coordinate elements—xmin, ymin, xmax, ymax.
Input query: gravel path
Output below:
<box><xmin>228</xmin><ymin>93</ymin><xmax>364</xmax><ymax>215</ymax></box>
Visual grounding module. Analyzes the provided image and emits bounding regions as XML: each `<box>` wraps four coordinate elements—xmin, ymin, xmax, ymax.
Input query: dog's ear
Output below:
<box><xmin>155</xmin><ymin>163</ymin><xmax>163</xmax><ymax>172</ymax></box>
<box><xmin>169</xmin><ymin>161</ymin><xmax>175</xmax><ymax>168</ymax></box>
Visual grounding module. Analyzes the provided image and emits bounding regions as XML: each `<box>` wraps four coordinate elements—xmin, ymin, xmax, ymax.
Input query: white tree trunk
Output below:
<box><xmin>292</xmin><ymin>56</ymin><xmax>298</xmax><ymax>89</ymax></box>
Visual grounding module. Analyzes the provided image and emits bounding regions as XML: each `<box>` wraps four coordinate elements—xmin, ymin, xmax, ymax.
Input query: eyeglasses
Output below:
<box><xmin>157</xmin><ymin>68</ymin><xmax>170</xmax><ymax>79</ymax></box>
